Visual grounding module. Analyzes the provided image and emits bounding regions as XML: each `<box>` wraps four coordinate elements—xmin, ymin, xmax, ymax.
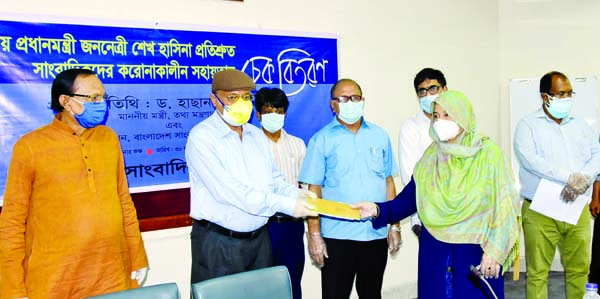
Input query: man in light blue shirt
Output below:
<box><xmin>185</xmin><ymin>69</ymin><xmax>316</xmax><ymax>284</ymax></box>
<box><xmin>300</xmin><ymin>78</ymin><xmax>399</xmax><ymax>299</ymax></box>
<box><xmin>514</xmin><ymin>71</ymin><xmax>600</xmax><ymax>299</ymax></box>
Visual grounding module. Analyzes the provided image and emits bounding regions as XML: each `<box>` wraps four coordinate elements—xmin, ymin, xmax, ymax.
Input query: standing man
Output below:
<box><xmin>185</xmin><ymin>69</ymin><xmax>316</xmax><ymax>284</ymax></box>
<box><xmin>398</xmin><ymin>67</ymin><xmax>448</xmax><ymax>239</ymax></box>
<box><xmin>255</xmin><ymin>87</ymin><xmax>307</xmax><ymax>299</ymax></box>
<box><xmin>0</xmin><ymin>68</ymin><xmax>149</xmax><ymax>299</ymax></box>
<box><xmin>300</xmin><ymin>78</ymin><xmax>399</xmax><ymax>299</ymax></box>
<box><xmin>514</xmin><ymin>71</ymin><xmax>600</xmax><ymax>299</ymax></box>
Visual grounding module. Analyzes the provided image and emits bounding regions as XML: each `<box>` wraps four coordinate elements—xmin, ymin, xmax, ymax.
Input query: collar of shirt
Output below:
<box><xmin>267</xmin><ymin>129</ymin><xmax>289</xmax><ymax>144</ymax></box>
<box><xmin>534</xmin><ymin>107</ymin><xmax>574</xmax><ymax>125</ymax></box>
<box><xmin>331</xmin><ymin>116</ymin><xmax>371</xmax><ymax>131</ymax></box>
<box><xmin>51</xmin><ymin>114</ymin><xmax>95</xmax><ymax>137</ymax></box>
<box><xmin>209</xmin><ymin>111</ymin><xmax>257</xmax><ymax>139</ymax></box>
<box><xmin>416</xmin><ymin>110</ymin><xmax>431</xmax><ymax>125</ymax></box>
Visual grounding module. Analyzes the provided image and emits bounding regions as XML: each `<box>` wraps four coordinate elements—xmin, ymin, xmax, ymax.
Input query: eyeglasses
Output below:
<box><xmin>221</xmin><ymin>93</ymin><xmax>253</xmax><ymax>103</ymax></box>
<box><xmin>68</xmin><ymin>93</ymin><xmax>108</xmax><ymax>103</ymax></box>
<box><xmin>331</xmin><ymin>95</ymin><xmax>363</xmax><ymax>103</ymax></box>
<box><xmin>547</xmin><ymin>91</ymin><xmax>576</xmax><ymax>99</ymax></box>
<box><xmin>417</xmin><ymin>85</ymin><xmax>441</xmax><ymax>97</ymax></box>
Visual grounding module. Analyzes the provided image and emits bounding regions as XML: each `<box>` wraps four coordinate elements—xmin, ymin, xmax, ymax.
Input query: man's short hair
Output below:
<box><xmin>254</xmin><ymin>87</ymin><xmax>289</xmax><ymax>113</ymax></box>
<box><xmin>330</xmin><ymin>78</ymin><xmax>362</xmax><ymax>99</ymax></box>
<box><xmin>413</xmin><ymin>68</ymin><xmax>447</xmax><ymax>93</ymax></box>
<box><xmin>51</xmin><ymin>68</ymin><xmax>97</xmax><ymax>113</ymax></box>
<box><xmin>540</xmin><ymin>71</ymin><xmax>568</xmax><ymax>94</ymax></box>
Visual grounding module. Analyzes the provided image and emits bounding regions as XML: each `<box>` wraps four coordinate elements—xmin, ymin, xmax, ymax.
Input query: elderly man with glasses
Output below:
<box><xmin>300</xmin><ymin>78</ymin><xmax>398</xmax><ymax>299</ymax></box>
<box><xmin>0</xmin><ymin>68</ymin><xmax>149</xmax><ymax>299</ymax></box>
<box><xmin>185</xmin><ymin>69</ymin><xmax>317</xmax><ymax>285</ymax></box>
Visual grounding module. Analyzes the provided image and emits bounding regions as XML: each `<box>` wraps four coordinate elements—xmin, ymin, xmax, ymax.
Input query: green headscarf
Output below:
<box><xmin>413</xmin><ymin>90</ymin><xmax>520</xmax><ymax>269</ymax></box>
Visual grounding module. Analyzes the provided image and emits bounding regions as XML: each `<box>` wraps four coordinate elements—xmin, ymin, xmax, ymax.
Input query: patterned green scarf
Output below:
<box><xmin>413</xmin><ymin>90</ymin><xmax>520</xmax><ymax>269</ymax></box>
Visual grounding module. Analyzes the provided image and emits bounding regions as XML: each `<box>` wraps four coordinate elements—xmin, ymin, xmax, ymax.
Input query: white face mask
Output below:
<box><xmin>260</xmin><ymin>113</ymin><xmax>285</xmax><ymax>133</ymax></box>
<box><xmin>338</xmin><ymin>101</ymin><xmax>364</xmax><ymax>124</ymax></box>
<box><xmin>433</xmin><ymin>118</ymin><xmax>461</xmax><ymax>141</ymax></box>
<box><xmin>545</xmin><ymin>95</ymin><xmax>574</xmax><ymax>119</ymax></box>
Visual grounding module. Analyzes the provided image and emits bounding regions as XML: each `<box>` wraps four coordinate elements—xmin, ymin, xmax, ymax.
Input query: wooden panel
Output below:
<box><xmin>139</xmin><ymin>213</ymin><xmax>192</xmax><ymax>232</ymax></box>
<box><xmin>131</xmin><ymin>188</ymin><xmax>191</xmax><ymax>232</ymax></box>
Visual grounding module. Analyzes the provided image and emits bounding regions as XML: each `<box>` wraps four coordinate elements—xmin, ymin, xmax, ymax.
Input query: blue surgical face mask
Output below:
<box><xmin>419</xmin><ymin>94</ymin><xmax>438</xmax><ymax>114</ymax></box>
<box><xmin>261</xmin><ymin>113</ymin><xmax>285</xmax><ymax>133</ymax></box>
<box><xmin>545</xmin><ymin>94</ymin><xmax>573</xmax><ymax>119</ymax></box>
<box><xmin>71</xmin><ymin>99</ymin><xmax>108</xmax><ymax>128</ymax></box>
<box><xmin>338</xmin><ymin>101</ymin><xmax>364</xmax><ymax>124</ymax></box>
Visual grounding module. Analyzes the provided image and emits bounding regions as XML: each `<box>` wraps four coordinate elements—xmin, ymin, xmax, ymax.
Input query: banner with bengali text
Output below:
<box><xmin>0</xmin><ymin>18</ymin><xmax>338</xmax><ymax>201</ymax></box>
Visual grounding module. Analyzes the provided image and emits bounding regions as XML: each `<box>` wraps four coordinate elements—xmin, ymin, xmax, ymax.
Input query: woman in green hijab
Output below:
<box><xmin>353</xmin><ymin>90</ymin><xmax>520</xmax><ymax>299</ymax></box>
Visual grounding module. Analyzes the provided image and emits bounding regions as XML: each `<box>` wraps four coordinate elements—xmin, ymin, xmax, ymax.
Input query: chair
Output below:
<box><xmin>86</xmin><ymin>283</ymin><xmax>180</xmax><ymax>299</ymax></box>
<box><xmin>191</xmin><ymin>266</ymin><xmax>292</xmax><ymax>299</ymax></box>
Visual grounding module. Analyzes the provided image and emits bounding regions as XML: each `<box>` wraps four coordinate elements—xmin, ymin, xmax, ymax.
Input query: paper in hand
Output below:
<box><xmin>308</xmin><ymin>197</ymin><xmax>361</xmax><ymax>220</ymax></box>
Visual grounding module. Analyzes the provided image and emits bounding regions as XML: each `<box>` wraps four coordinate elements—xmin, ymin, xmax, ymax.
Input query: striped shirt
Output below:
<box><xmin>267</xmin><ymin>129</ymin><xmax>306</xmax><ymax>186</ymax></box>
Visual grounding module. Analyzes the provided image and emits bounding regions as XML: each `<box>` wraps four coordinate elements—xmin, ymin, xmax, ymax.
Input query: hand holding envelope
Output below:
<box><xmin>307</xmin><ymin>197</ymin><xmax>361</xmax><ymax>220</ymax></box>
<box><xmin>294</xmin><ymin>189</ymin><xmax>319</xmax><ymax>218</ymax></box>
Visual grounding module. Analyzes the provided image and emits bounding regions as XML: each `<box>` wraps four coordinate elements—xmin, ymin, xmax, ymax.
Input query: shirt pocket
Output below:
<box><xmin>324</xmin><ymin>152</ymin><xmax>341</xmax><ymax>188</ymax></box>
<box><xmin>368</xmin><ymin>147</ymin><xmax>386</xmax><ymax>178</ymax></box>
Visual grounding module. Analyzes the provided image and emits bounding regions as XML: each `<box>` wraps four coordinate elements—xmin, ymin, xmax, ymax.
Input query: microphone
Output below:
<box><xmin>470</xmin><ymin>264</ymin><xmax>483</xmax><ymax>277</ymax></box>
<box><xmin>469</xmin><ymin>265</ymin><xmax>499</xmax><ymax>299</ymax></box>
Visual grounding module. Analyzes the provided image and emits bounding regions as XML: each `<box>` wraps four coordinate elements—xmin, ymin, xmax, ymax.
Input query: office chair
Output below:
<box><xmin>191</xmin><ymin>266</ymin><xmax>292</xmax><ymax>299</ymax></box>
<box><xmin>86</xmin><ymin>282</ymin><xmax>180</xmax><ymax>299</ymax></box>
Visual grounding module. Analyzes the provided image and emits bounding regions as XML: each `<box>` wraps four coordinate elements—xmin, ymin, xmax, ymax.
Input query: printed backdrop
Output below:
<box><xmin>0</xmin><ymin>18</ymin><xmax>338</xmax><ymax>201</ymax></box>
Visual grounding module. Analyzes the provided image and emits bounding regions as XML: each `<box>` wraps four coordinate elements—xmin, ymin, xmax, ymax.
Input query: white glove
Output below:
<box><xmin>298</xmin><ymin>189</ymin><xmax>317</xmax><ymax>199</ymax></box>
<box><xmin>350</xmin><ymin>201</ymin><xmax>379</xmax><ymax>220</ymax></box>
<box><xmin>307</xmin><ymin>232</ymin><xmax>328</xmax><ymax>268</ymax></box>
<box><xmin>293</xmin><ymin>197</ymin><xmax>318</xmax><ymax>218</ymax></box>
<box><xmin>560</xmin><ymin>184</ymin><xmax>579</xmax><ymax>202</ymax></box>
<box><xmin>131</xmin><ymin>267</ymin><xmax>148</xmax><ymax>286</ymax></box>
<box><xmin>387</xmin><ymin>225</ymin><xmax>402</xmax><ymax>254</ymax></box>
<box><xmin>568</xmin><ymin>173</ymin><xmax>592</xmax><ymax>194</ymax></box>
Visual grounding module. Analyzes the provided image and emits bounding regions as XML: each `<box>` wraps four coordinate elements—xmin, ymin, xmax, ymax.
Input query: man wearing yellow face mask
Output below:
<box><xmin>185</xmin><ymin>69</ymin><xmax>318</xmax><ymax>284</ymax></box>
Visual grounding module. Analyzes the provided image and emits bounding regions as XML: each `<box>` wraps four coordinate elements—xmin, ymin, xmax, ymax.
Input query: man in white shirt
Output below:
<box><xmin>397</xmin><ymin>68</ymin><xmax>448</xmax><ymax>239</ymax></box>
<box><xmin>255</xmin><ymin>87</ymin><xmax>307</xmax><ymax>299</ymax></box>
<box><xmin>514</xmin><ymin>71</ymin><xmax>600</xmax><ymax>299</ymax></box>
<box><xmin>185</xmin><ymin>69</ymin><xmax>316</xmax><ymax>284</ymax></box>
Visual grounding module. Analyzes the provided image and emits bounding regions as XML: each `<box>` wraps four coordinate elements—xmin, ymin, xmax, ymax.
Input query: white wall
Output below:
<box><xmin>498</xmin><ymin>0</ymin><xmax>600</xmax><ymax>150</ymax></box>
<box><xmin>2</xmin><ymin>0</ymin><xmax>599</xmax><ymax>298</ymax></box>
<box><xmin>496</xmin><ymin>0</ymin><xmax>600</xmax><ymax>276</ymax></box>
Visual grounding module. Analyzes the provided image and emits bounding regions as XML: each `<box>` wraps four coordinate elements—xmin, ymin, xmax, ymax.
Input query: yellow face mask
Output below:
<box><xmin>215</xmin><ymin>94</ymin><xmax>253</xmax><ymax>126</ymax></box>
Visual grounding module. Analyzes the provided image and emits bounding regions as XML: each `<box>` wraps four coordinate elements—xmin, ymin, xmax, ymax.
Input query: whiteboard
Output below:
<box><xmin>509</xmin><ymin>76</ymin><xmax>598</xmax><ymax>187</ymax></box>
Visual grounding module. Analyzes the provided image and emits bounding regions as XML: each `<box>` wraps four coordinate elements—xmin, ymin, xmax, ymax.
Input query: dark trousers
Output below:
<box><xmin>418</xmin><ymin>226</ymin><xmax>504</xmax><ymax>299</ymax></box>
<box><xmin>268</xmin><ymin>221</ymin><xmax>305</xmax><ymax>299</ymax></box>
<box><xmin>190</xmin><ymin>219</ymin><xmax>272</xmax><ymax>284</ymax></box>
<box><xmin>321</xmin><ymin>238</ymin><xmax>388</xmax><ymax>299</ymax></box>
<box><xmin>590</xmin><ymin>217</ymin><xmax>600</xmax><ymax>292</ymax></box>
